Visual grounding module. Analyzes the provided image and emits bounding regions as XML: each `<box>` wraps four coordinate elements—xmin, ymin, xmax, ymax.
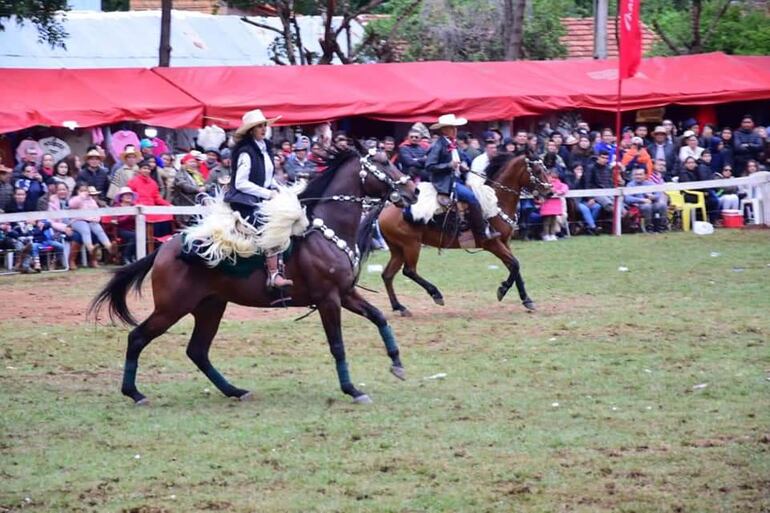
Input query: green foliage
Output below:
<box><xmin>0</xmin><ymin>0</ymin><xmax>68</xmax><ymax>47</ymax></box>
<box><xmin>364</xmin><ymin>0</ymin><xmax>568</xmax><ymax>62</ymax></box>
<box><xmin>644</xmin><ymin>0</ymin><xmax>770</xmax><ymax>55</ymax></box>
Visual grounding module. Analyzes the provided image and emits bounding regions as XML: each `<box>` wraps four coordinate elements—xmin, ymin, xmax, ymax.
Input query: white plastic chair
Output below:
<box><xmin>740</xmin><ymin>198</ymin><xmax>764</xmax><ymax>225</ymax></box>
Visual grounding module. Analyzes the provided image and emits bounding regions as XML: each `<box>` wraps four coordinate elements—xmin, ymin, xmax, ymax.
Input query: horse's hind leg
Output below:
<box><xmin>381</xmin><ymin>244</ymin><xmax>410</xmax><ymax>316</ymax></box>
<box><xmin>122</xmin><ymin>310</ymin><xmax>183</xmax><ymax>404</ymax></box>
<box><xmin>402</xmin><ymin>243</ymin><xmax>444</xmax><ymax>306</ymax></box>
<box><xmin>187</xmin><ymin>297</ymin><xmax>250</xmax><ymax>400</ymax></box>
<box><xmin>342</xmin><ymin>290</ymin><xmax>406</xmax><ymax>380</ymax></box>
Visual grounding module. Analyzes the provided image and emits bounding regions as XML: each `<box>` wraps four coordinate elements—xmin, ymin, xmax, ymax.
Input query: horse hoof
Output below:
<box><xmin>523</xmin><ymin>300</ymin><xmax>536</xmax><ymax>311</ymax></box>
<box><xmin>134</xmin><ymin>398</ymin><xmax>150</xmax><ymax>406</ymax></box>
<box><xmin>353</xmin><ymin>394</ymin><xmax>373</xmax><ymax>404</ymax></box>
<box><xmin>390</xmin><ymin>366</ymin><xmax>406</xmax><ymax>381</ymax></box>
<box><xmin>399</xmin><ymin>309</ymin><xmax>413</xmax><ymax>318</ymax></box>
<box><xmin>433</xmin><ymin>296</ymin><xmax>445</xmax><ymax>306</ymax></box>
<box><xmin>238</xmin><ymin>392</ymin><xmax>253</xmax><ymax>402</ymax></box>
<box><xmin>497</xmin><ymin>288</ymin><xmax>507</xmax><ymax>302</ymax></box>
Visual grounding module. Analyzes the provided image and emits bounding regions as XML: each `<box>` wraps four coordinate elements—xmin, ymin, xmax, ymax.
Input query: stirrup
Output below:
<box><xmin>267</xmin><ymin>271</ymin><xmax>293</xmax><ymax>289</ymax></box>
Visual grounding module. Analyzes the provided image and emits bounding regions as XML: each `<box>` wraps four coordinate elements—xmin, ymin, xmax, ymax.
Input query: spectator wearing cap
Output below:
<box><xmin>733</xmin><ymin>115</ymin><xmax>762</xmax><ymax>176</ymax></box>
<box><xmin>13</xmin><ymin>147</ymin><xmax>40</xmax><ymax>178</ymax></box>
<box><xmin>0</xmin><ymin>166</ymin><xmax>13</xmax><ymax>212</ymax></box>
<box><xmin>139</xmin><ymin>138</ymin><xmax>164</xmax><ymax>167</ymax></box>
<box><xmin>283</xmin><ymin>141</ymin><xmax>317</xmax><ymax>182</ymax></box>
<box><xmin>398</xmin><ymin>129</ymin><xmax>428</xmax><ymax>181</ymax></box>
<box><xmin>647</xmin><ymin>125</ymin><xmax>676</xmax><ymax>175</ymax></box>
<box><xmin>108</xmin><ymin>145</ymin><xmax>140</xmax><ymax>201</ymax></box>
<box><xmin>624</xmin><ymin>168</ymin><xmax>667</xmax><ymax>233</ymax></box>
<box><xmin>678</xmin><ymin>131</ymin><xmax>704</xmax><ymax>164</ymax></box>
<box><xmin>683</xmin><ymin>118</ymin><xmax>699</xmax><ymax>138</ymax></box>
<box><xmin>620</xmin><ymin>137</ymin><xmax>653</xmax><ymax>179</ymax></box>
<box><xmin>77</xmin><ymin>149</ymin><xmax>110</xmax><ymax>204</ymax></box>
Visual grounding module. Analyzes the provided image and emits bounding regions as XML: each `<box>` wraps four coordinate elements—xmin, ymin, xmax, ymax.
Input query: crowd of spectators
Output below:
<box><xmin>1</xmin><ymin>113</ymin><xmax>768</xmax><ymax>272</ymax></box>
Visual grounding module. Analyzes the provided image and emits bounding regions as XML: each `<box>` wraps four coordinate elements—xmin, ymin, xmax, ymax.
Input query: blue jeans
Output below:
<box><xmin>454</xmin><ymin>183</ymin><xmax>479</xmax><ymax>206</ymax></box>
<box><xmin>578</xmin><ymin>201</ymin><xmax>601</xmax><ymax>228</ymax></box>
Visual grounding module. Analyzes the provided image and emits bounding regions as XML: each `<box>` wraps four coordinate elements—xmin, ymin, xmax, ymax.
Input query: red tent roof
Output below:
<box><xmin>0</xmin><ymin>68</ymin><xmax>203</xmax><ymax>133</ymax></box>
<box><xmin>1</xmin><ymin>53</ymin><xmax>768</xmax><ymax>133</ymax></box>
<box><xmin>155</xmin><ymin>52</ymin><xmax>770</xmax><ymax>127</ymax></box>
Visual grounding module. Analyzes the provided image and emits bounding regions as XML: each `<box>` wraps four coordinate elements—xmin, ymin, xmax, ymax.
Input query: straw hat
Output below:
<box><xmin>652</xmin><ymin>125</ymin><xmax>667</xmax><ymax>135</ymax></box>
<box><xmin>430</xmin><ymin>114</ymin><xmax>468</xmax><ymax>130</ymax></box>
<box><xmin>234</xmin><ymin>109</ymin><xmax>282</xmax><ymax>139</ymax></box>
<box><xmin>85</xmin><ymin>149</ymin><xmax>103</xmax><ymax>160</ymax></box>
<box><xmin>115</xmin><ymin>186</ymin><xmax>137</xmax><ymax>201</ymax></box>
<box><xmin>87</xmin><ymin>186</ymin><xmax>100</xmax><ymax>196</ymax></box>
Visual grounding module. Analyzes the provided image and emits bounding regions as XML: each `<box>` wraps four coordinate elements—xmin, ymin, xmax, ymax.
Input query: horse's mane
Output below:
<box><xmin>485</xmin><ymin>153</ymin><xmax>517</xmax><ymax>182</ymax></box>
<box><xmin>298</xmin><ymin>148</ymin><xmax>360</xmax><ymax>216</ymax></box>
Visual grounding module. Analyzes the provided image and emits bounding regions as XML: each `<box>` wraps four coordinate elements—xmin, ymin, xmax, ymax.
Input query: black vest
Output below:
<box><xmin>225</xmin><ymin>138</ymin><xmax>274</xmax><ymax>207</ymax></box>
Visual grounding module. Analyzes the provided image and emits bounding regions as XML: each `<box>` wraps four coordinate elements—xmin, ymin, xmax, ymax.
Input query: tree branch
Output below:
<box><xmin>240</xmin><ymin>16</ymin><xmax>284</xmax><ymax>35</ymax></box>
<box><xmin>334</xmin><ymin>0</ymin><xmax>387</xmax><ymax>37</ymax></box>
<box><xmin>356</xmin><ymin>0</ymin><xmax>422</xmax><ymax>62</ymax></box>
<box><xmin>701</xmin><ymin>0</ymin><xmax>731</xmax><ymax>47</ymax></box>
<box><xmin>651</xmin><ymin>19</ymin><xmax>682</xmax><ymax>55</ymax></box>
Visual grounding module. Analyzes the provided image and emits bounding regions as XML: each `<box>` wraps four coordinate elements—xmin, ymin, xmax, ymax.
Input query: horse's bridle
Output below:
<box><xmin>473</xmin><ymin>156</ymin><xmax>550</xmax><ymax>196</ymax></box>
<box><xmin>359</xmin><ymin>152</ymin><xmax>412</xmax><ymax>205</ymax></box>
<box><xmin>305</xmin><ymin>153</ymin><xmax>412</xmax><ymax>271</ymax></box>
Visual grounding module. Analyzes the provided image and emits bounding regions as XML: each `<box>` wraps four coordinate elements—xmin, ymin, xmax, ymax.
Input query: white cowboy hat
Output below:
<box><xmin>430</xmin><ymin>114</ymin><xmax>468</xmax><ymax>130</ymax></box>
<box><xmin>235</xmin><ymin>109</ymin><xmax>282</xmax><ymax>139</ymax></box>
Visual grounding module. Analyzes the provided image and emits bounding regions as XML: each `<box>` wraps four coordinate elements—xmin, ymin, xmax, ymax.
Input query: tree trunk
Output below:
<box><xmin>690</xmin><ymin>0</ymin><xmax>703</xmax><ymax>53</ymax></box>
<box><xmin>594</xmin><ymin>0</ymin><xmax>608</xmax><ymax>59</ymax></box>
<box><xmin>278</xmin><ymin>0</ymin><xmax>297</xmax><ymax>65</ymax></box>
<box><xmin>510</xmin><ymin>0</ymin><xmax>526</xmax><ymax>60</ymax></box>
<box><xmin>158</xmin><ymin>0</ymin><xmax>172</xmax><ymax>67</ymax></box>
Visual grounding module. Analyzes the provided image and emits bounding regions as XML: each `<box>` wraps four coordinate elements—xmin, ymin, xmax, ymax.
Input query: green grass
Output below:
<box><xmin>1</xmin><ymin>231</ymin><xmax>769</xmax><ymax>512</ymax></box>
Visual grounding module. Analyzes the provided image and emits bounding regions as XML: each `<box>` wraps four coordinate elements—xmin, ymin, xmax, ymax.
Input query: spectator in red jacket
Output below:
<box><xmin>127</xmin><ymin>158</ymin><xmax>173</xmax><ymax>233</ymax></box>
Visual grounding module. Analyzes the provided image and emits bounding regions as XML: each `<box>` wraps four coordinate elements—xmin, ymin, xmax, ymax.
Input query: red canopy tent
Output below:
<box><xmin>0</xmin><ymin>68</ymin><xmax>203</xmax><ymax>133</ymax></box>
<box><xmin>154</xmin><ymin>52</ymin><xmax>770</xmax><ymax>127</ymax></box>
<box><xmin>2</xmin><ymin>53</ymin><xmax>768</xmax><ymax>133</ymax></box>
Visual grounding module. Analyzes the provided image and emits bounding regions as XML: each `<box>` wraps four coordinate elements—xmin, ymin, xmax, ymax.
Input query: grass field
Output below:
<box><xmin>1</xmin><ymin>231</ymin><xmax>769</xmax><ymax>513</ymax></box>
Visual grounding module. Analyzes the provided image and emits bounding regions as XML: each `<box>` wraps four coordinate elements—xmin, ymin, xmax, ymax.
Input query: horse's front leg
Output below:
<box><xmin>486</xmin><ymin>239</ymin><xmax>535</xmax><ymax>310</ymax></box>
<box><xmin>342</xmin><ymin>289</ymin><xmax>405</xmax><ymax>380</ymax></box>
<box><xmin>317</xmin><ymin>295</ymin><xmax>372</xmax><ymax>403</ymax></box>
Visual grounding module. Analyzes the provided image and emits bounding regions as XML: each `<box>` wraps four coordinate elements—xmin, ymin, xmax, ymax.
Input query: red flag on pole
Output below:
<box><xmin>618</xmin><ymin>0</ymin><xmax>641</xmax><ymax>79</ymax></box>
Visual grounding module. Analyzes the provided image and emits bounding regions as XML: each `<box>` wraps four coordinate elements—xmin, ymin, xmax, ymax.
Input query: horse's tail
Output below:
<box><xmin>89</xmin><ymin>250</ymin><xmax>158</xmax><ymax>326</ymax></box>
<box><xmin>355</xmin><ymin>202</ymin><xmax>387</xmax><ymax>275</ymax></box>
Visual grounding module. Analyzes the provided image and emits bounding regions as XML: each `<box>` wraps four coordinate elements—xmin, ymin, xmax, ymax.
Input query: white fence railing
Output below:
<box><xmin>1</xmin><ymin>173</ymin><xmax>768</xmax><ymax>259</ymax></box>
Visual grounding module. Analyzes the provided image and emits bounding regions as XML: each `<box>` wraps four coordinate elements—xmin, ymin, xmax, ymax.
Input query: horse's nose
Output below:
<box><xmin>414</xmin><ymin>188</ymin><xmax>420</xmax><ymax>197</ymax></box>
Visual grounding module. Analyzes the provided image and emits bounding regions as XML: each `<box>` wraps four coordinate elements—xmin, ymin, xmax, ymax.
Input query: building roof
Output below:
<box><xmin>0</xmin><ymin>10</ymin><xmax>365</xmax><ymax>68</ymax></box>
<box><xmin>560</xmin><ymin>17</ymin><xmax>657</xmax><ymax>59</ymax></box>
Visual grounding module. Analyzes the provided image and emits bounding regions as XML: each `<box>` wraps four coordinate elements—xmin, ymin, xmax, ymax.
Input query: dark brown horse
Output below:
<box><xmin>377</xmin><ymin>154</ymin><xmax>552</xmax><ymax>316</ymax></box>
<box><xmin>91</xmin><ymin>150</ymin><xmax>417</xmax><ymax>404</ymax></box>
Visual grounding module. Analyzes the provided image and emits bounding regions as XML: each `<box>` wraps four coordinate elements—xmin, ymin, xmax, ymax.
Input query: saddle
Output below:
<box><xmin>403</xmin><ymin>184</ymin><xmax>478</xmax><ymax>248</ymax></box>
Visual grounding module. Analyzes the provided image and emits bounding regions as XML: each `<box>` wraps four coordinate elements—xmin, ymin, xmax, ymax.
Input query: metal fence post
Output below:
<box><xmin>135</xmin><ymin>206</ymin><xmax>147</xmax><ymax>259</ymax></box>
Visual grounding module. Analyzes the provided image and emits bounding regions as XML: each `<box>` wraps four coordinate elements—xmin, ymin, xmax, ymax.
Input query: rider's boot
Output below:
<box><xmin>266</xmin><ymin>254</ymin><xmax>293</xmax><ymax>289</ymax></box>
<box><xmin>468</xmin><ymin>203</ymin><xmax>500</xmax><ymax>246</ymax></box>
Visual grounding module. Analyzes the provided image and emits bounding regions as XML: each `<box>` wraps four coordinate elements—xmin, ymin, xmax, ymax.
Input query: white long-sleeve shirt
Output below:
<box><xmin>235</xmin><ymin>139</ymin><xmax>275</xmax><ymax>200</ymax></box>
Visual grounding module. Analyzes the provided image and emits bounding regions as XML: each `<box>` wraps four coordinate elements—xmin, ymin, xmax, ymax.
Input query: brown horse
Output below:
<box><xmin>377</xmin><ymin>154</ymin><xmax>552</xmax><ymax>316</ymax></box>
<box><xmin>91</xmin><ymin>150</ymin><xmax>417</xmax><ymax>405</ymax></box>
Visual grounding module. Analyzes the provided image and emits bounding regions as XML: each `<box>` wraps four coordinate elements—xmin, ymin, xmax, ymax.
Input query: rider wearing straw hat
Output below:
<box><xmin>426</xmin><ymin>114</ymin><xmax>499</xmax><ymax>245</ymax></box>
<box><xmin>225</xmin><ymin>108</ymin><xmax>292</xmax><ymax>289</ymax></box>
